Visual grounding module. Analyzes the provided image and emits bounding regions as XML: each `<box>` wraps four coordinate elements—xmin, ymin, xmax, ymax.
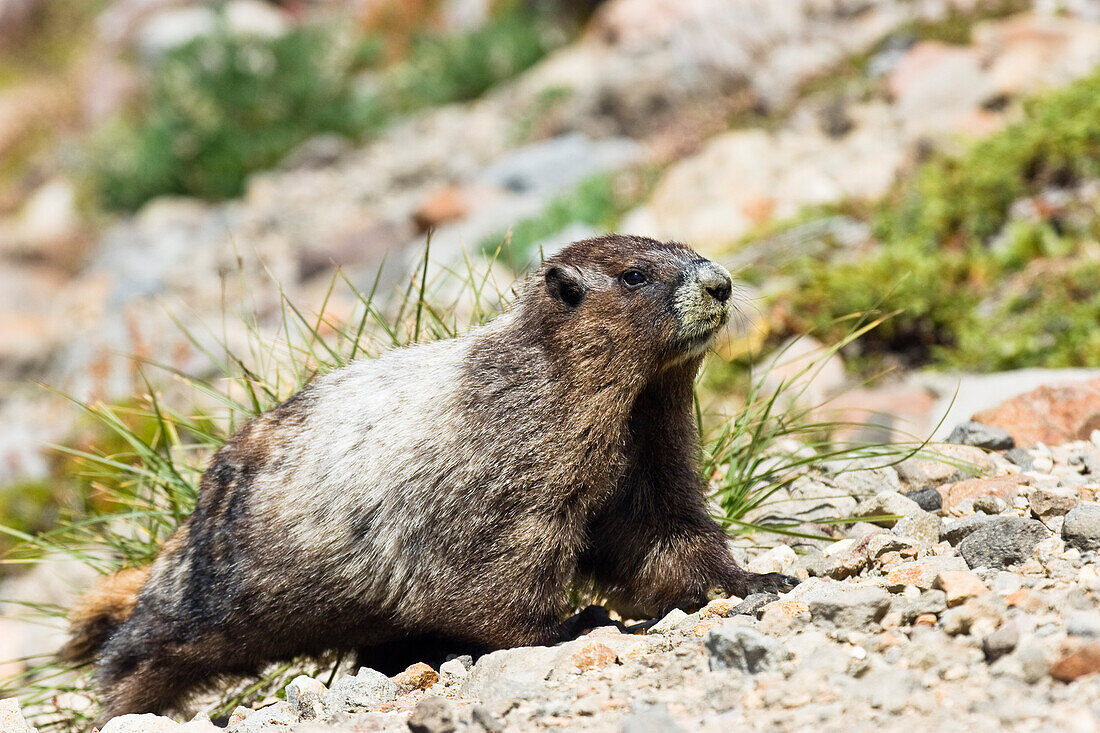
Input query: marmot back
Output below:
<box><xmin>62</xmin><ymin>234</ymin><xmax>797</xmax><ymax>718</ymax></box>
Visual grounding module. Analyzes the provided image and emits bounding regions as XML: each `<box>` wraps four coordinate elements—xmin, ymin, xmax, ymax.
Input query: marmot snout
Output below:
<box><xmin>64</xmin><ymin>234</ymin><xmax>797</xmax><ymax>718</ymax></box>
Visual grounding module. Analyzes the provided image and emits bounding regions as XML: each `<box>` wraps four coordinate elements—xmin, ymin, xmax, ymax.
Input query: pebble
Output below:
<box><xmin>933</xmin><ymin>570</ymin><xmax>988</xmax><ymax>607</ymax></box>
<box><xmin>1027</xmin><ymin>486</ymin><xmax>1078</xmax><ymax>517</ymax></box>
<box><xmin>892</xmin><ymin>510</ymin><xmax>941</xmax><ymax>547</ymax></box>
<box><xmin>727</xmin><ymin>593</ymin><xmax>779</xmax><ymax>617</ymax></box>
<box><xmin>1049</xmin><ymin>640</ymin><xmax>1100</xmax><ymax>682</ymax></box>
<box><xmin>394</xmin><ymin>662</ymin><xmax>440</xmax><ymax>693</ymax></box>
<box><xmin>704</xmin><ymin>623</ymin><xmax>789</xmax><ymax>673</ymax></box>
<box><xmin>804</xmin><ymin>586</ymin><xmax>891</xmax><ymax>629</ymax></box>
<box><xmin>940</xmin><ymin>514</ymin><xmax>997</xmax><ymax>546</ymax></box>
<box><xmin>648</xmin><ymin>608</ymin><xmax>688</xmax><ymax>634</ymax></box>
<box><xmin>228</xmin><ymin>702</ymin><xmax>295</xmax><ymax>733</ymax></box>
<box><xmin>439</xmin><ymin>658</ymin><xmax>470</xmax><ymax>684</ymax></box>
<box><xmin>100</xmin><ymin>714</ymin><xmax>186</xmax><ymax>733</ymax></box>
<box><xmin>946</xmin><ymin>421</ymin><xmax>1015</xmax><ymax>451</ymax></box>
<box><xmin>855</xmin><ymin>491</ymin><xmax>921</xmax><ymax>527</ymax></box>
<box><xmin>1061</xmin><ymin>505</ymin><xmax>1100</xmax><ymax>551</ymax></box>
<box><xmin>903</xmin><ymin>487</ymin><xmax>943</xmax><ymax>512</ymax></box>
<box><xmin>0</xmin><ymin>699</ymin><xmax>35</xmax><ymax>733</ymax></box>
<box><xmin>957</xmin><ymin>517</ymin><xmax>1050</xmax><ymax>569</ymax></box>
<box><xmin>324</xmin><ymin>668</ymin><xmax>398</xmax><ymax>713</ymax></box>
<box><xmin>407</xmin><ymin>696</ymin><xmax>458</xmax><ymax>733</ymax></box>
<box><xmin>285</xmin><ymin>675</ymin><xmax>326</xmax><ymax>720</ymax></box>
<box><xmin>885</xmin><ymin>556</ymin><xmax>968</xmax><ymax>591</ymax></box>
<box><xmin>982</xmin><ymin>625</ymin><xmax>1019</xmax><ymax>662</ymax></box>
<box><xmin>1066</xmin><ymin>611</ymin><xmax>1100</xmax><ymax>638</ymax></box>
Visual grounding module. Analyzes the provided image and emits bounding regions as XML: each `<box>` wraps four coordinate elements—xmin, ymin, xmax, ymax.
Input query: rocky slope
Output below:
<box><xmin>4</xmin><ymin>379</ymin><xmax>1100</xmax><ymax>732</ymax></box>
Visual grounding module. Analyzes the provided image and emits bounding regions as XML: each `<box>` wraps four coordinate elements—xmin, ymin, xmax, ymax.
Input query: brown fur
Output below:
<box><xmin>64</xmin><ymin>235</ymin><xmax>797</xmax><ymax>719</ymax></box>
<box><xmin>58</xmin><ymin>568</ymin><xmax>150</xmax><ymax>664</ymax></box>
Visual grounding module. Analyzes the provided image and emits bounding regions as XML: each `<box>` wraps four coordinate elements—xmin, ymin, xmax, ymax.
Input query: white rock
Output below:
<box><xmin>747</xmin><ymin>544</ymin><xmax>798</xmax><ymax>575</ymax></box>
<box><xmin>0</xmin><ymin>698</ymin><xmax>34</xmax><ymax>733</ymax></box>
<box><xmin>101</xmin><ymin>713</ymin><xmax>181</xmax><ymax>733</ymax></box>
<box><xmin>647</xmin><ymin>608</ymin><xmax>688</xmax><ymax>635</ymax></box>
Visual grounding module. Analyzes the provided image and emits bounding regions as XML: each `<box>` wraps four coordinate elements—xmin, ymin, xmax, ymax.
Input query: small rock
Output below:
<box><xmin>1050</xmin><ymin>640</ymin><xmax>1100</xmax><ymax>682</ymax></box>
<box><xmin>698</xmin><ymin>597</ymin><xmax>739</xmax><ymax>619</ymax></box>
<box><xmin>746</xmin><ymin>544</ymin><xmax>798</xmax><ymax>575</ymax></box>
<box><xmin>896</xmin><ymin>588</ymin><xmax>948</xmax><ymax>623</ymax></box>
<box><xmin>972</xmin><ymin>495</ymin><xmax>1008</xmax><ymax>515</ymax></box>
<box><xmin>1066</xmin><ymin>612</ymin><xmax>1100</xmax><ymax>638</ymax></box>
<box><xmin>892</xmin><ymin>510</ymin><xmax>941</xmax><ymax>547</ymax></box>
<box><xmin>946</xmin><ymin>421</ymin><xmax>1015</xmax><ymax>450</ymax></box>
<box><xmin>939</xmin><ymin>476</ymin><xmax>1029</xmax><ymax>513</ymax></box>
<box><xmin>983</xmin><ymin>625</ymin><xmax>1019</xmax><ymax>662</ymax></box>
<box><xmin>0</xmin><ymin>699</ymin><xmax>35</xmax><ymax>733</ymax></box>
<box><xmin>648</xmin><ymin>608</ymin><xmax>688</xmax><ymax>634</ymax></box>
<box><xmin>941</xmin><ymin>514</ymin><xmax>998</xmax><ymax>546</ymax></box>
<box><xmin>286</xmin><ymin>675</ymin><xmax>327</xmax><ymax>720</ymax></box>
<box><xmin>704</xmin><ymin>623</ymin><xmax>789</xmax><ymax>673</ymax></box>
<box><xmin>439</xmin><ymin>658</ymin><xmax>469</xmax><ymax>684</ymax></box>
<box><xmin>101</xmin><ymin>714</ymin><xmax>182</xmax><ymax>732</ymax></box>
<box><xmin>325</xmin><ymin>668</ymin><xmax>399</xmax><ymax>713</ymax></box>
<box><xmin>727</xmin><ymin>593</ymin><xmax>779</xmax><ymax>617</ymax></box>
<box><xmin>394</xmin><ymin>662</ymin><xmax>440</xmax><ymax>694</ymax></box>
<box><xmin>805</xmin><ymin>586</ymin><xmax>891</xmax><ymax>629</ymax></box>
<box><xmin>228</xmin><ymin>702</ymin><xmax>295</xmax><ymax>732</ymax></box>
<box><xmin>1030</xmin><ymin>455</ymin><xmax>1055</xmax><ymax>473</ymax></box>
<box><xmin>407</xmin><ymin>696</ymin><xmax>457</xmax><ymax>733</ymax></box>
<box><xmin>1062</xmin><ymin>505</ymin><xmax>1100</xmax><ymax>551</ymax></box>
<box><xmin>957</xmin><ymin>517</ymin><xmax>1050</xmax><ymax>569</ymax></box>
<box><xmin>470</xmin><ymin>705</ymin><xmax>504</xmax><ymax>732</ymax></box>
<box><xmin>1004</xmin><ymin>448</ymin><xmax>1035</xmax><ymax>471</ymax></box>
<box><xmin>886</xmin><ymin>556</ymin><xmax>969</xmax><ymax>591</ymax></box>
<box><xmin>620</xmin><ymin>704</ymin><xmax>684</xmax><ymax>733</ymax></box>
<box><xmin>933</xmin><ymin>570</ymin><xmax>988</xmax><ymax>607</ymax></box>
<box><xmin>571</xmin><ymin>641</ymin><xmax>618</xmax><ymax>671</ymax></box>
<box><xmin>903</xmin><ymin>487</ymin><xmax>943</xmax><ymax>512</ymax></box>
<box><xmin>855</xmin><ymin>491</ymin><xmax>921</xmax><ymax>527</ymax></box>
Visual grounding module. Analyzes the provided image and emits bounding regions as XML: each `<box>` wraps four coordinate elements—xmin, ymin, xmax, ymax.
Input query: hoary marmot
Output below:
<box><xmin>61</xmin><ymin>234</ymin><xmax>797</xmax><ymax>717</ymax></box>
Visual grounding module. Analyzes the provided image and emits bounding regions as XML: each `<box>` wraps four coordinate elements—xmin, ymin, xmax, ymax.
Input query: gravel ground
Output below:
<box><xmin>4</xmin><ymin>428</ymin><xmax>1100</xmax><ymax>733</ymax></box>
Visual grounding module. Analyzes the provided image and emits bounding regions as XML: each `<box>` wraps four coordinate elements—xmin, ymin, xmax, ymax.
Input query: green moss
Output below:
<box><xmin>764</xmin><ymin>68</ymin><xmax>1100</xmax><ymax>373</ymax></box>
<box><xmin>89</xmin><ymin>6</ymin><xmax>565</xmax><ymax>211</ymax></box>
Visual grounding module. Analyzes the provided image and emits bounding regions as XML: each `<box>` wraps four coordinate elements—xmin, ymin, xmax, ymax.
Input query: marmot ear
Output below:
<box><xmin>545</xmin><ymin>266</ymin><xmax>586</xmax><ymax>309</ymax></box>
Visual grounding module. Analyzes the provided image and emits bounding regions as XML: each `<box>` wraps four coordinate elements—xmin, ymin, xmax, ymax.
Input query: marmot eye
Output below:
<box><xmin>621</xmin><ymin>269</ymin><xmax>648</xmax><ymax>289</ymax></box>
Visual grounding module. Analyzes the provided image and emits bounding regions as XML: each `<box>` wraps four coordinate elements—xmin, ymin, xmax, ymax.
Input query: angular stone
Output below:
<box><xmin>407</xmin><ymin>696</ymin><xmax>458</xmax><ymax>733</ymax></box>
<box><xmin>854</xmin><ymin>491</ymin><xmax>921</xmax><ymax>527</ymax></box>
<box><xmin>892</xmin><ymin>510</ymin><xmax>941</xmax><ymax>547</ymax></box>
<box><xmin>804</xmin><ymin>586</ymin><xmax>890</xmax><ymax>629</ymax></box>
<box><xmin>941</xmin><ymin>514</ymin><xmax>999</xmax><ymax>546</ymax></box>
<box><xmin>946</xmin><ymin>421</ymin><xmax>1015</xmax><ymax>451</ymax></box>
<box><xmin>704</xmin><ymin>623</ymin><xmax>789</xmax><ymax>673</ymax></box>
<box><xmin>394</xmin><ymin>662</ymin><xmax>439</xmax><ymax>693</ymax></box>
<box><xmin>886</xmin><ymin>556</ymin><xmax>969</xmax><ymax>591</ymax></box>
<box><xmin>1050</xmin><ymin>640</ymin><xmax>1100</xmax><ymax>682</ymax></box>
<box><xmin>647</xmin><ymin>608</ymin><xmax>688</xmax><ymax>634</ymax></box>
<box><xmin>571</xmin><ymin>641</ymin><xmax>618</xmax><ymax>671</ymax></box>
<box><xmin>957</xmin><ymin>518</ymin><xmax>1050</xmax><ymax>569</ymax></box>
<box><xmin>228</xmin><ymin>702</ymin><xmax>295</xmax><ymax>733</ymax></box>
<box><xmin>1062</xmin><ymin>505</ymin><xmax>1100</xmax><ymax>551</ymax></box>
<box><xmin>286</xmin><ymin>675</ymin><xmax>326</xmax><ymax>720</ymax></box>
<box><xmin>1028</xmin><ymin>486</ymin><xmax>1079</xmax><ymax>518</ymax></box>
<box><xmin>903</xmin><ymin>487</ymin><xmax>943</xmax><ymax>512</ymax></box>
<box><xmin>982</xmin><ymin>625</ymin><xmax>1019</xmax><ymax>662</ymax></box>
<box><xmin>0</xmin><ymin>699</ymin><xmax>35</xmax><ymax>733</ymax></box>
<box><xmin>939</xmin><ymin>476</ymin><xmax>1029</xmax><ymax>513</ymax></box>
<box><xmin>727</xmin><ymin>593</ymin><xmax>779</xmax><ymax>617</ymax></box>
<box><xmin>933</xmin><ymin>570</ymin><xmax>988</xmax><ymax>607</ymax></box>
<box><xmin>325</xmin><ymin>668</ymin><xmax>398</xmax><ymax>713</ymax></box>
<box><xmin>972</xmin><ymin>378</ymin><xmax>1100</xmax><ymax>447</ymax></box>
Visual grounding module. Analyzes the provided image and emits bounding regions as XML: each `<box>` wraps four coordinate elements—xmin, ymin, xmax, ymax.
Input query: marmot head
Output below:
<box><xmin>517</xmin><ymin>234</ymin><xmax>737</xmax><ymax>371</ymax></box>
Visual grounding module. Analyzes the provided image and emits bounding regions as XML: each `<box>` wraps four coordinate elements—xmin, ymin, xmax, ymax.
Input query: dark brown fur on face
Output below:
<box><xmin>60</xmin><ymin>235</ymin><xmax>796</xmax><ymax>719</ymax></box>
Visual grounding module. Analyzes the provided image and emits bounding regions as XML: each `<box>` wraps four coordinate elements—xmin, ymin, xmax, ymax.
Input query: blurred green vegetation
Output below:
<box><xmin>90</xmin><ymin>5</ymin><xmax>564</xmax><ymax>210</ymax></box>
<box><xmin>764</xmin><ymin>68</ymin><xmax>1100</xmax><ymax>373</ymax></box>
<box><xmin>481</xmin><ymin>168</ymin><xmax>660</xmax><ymax>267</ymax></box>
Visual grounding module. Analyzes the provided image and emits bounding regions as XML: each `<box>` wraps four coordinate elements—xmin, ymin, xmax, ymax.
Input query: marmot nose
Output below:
<box><xmin>699</xmin><ymin>266</ymin><xmax>733</xmax><ymax>304</ymax></box>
